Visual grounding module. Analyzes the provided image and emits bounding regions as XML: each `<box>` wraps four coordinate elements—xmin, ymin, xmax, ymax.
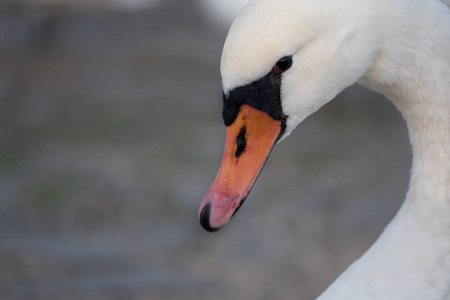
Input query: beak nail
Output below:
<box><xmin>199</xmin><ymin>203</ymin><xmax>220</xmax><ymax>232</ymax></box>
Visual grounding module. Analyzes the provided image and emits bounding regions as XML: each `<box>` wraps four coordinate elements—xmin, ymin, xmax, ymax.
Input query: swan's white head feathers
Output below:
<box><xmin>221</xmin><ymin>0</ymin><xmax>377</xmax><ymax>138</ymax></box>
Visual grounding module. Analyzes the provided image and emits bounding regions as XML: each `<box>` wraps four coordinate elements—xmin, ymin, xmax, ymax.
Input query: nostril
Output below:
<box><xmin>199</xmin><ymin>203</ymin><xmax>219</xmax><ymax>232</ymax></box>
<box><xmin>235</xmin><ymin>126</ymin><xmax>247</xmax><ymax>158</ymax></box>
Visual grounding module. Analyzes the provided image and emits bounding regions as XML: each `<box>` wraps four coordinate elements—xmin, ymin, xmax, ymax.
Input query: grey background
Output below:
<box><xmin>0</xmin><ymin>1</ymin><xmax>411</xmax><ymax>299</ymax></box>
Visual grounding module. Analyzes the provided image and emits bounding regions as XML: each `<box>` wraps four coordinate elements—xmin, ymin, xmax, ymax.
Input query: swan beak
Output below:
<box><xmin>198</xmin><ymin>104</ymin><xmax>283</xmax><ymax>232</ymax></box>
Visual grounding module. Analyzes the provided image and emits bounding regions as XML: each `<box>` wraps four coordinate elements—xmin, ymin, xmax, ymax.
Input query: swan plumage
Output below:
<box><xmin>199</xmin><ymin>0</ymin><xmax>450</xmax><ymax>298</ymax></box>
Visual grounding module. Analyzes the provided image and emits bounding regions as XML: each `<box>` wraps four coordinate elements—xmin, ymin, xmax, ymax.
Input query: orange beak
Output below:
<box><xmin>198</xmin><ymin>104</ymin><xmax>284</xmax><ymax>231</ymax></box>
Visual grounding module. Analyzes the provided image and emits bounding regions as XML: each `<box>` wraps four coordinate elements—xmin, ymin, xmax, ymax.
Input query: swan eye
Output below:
<box><xmin>274</xmin><ymin>56</ymin><xmax>292</xmax><ymax>74</ymax></box>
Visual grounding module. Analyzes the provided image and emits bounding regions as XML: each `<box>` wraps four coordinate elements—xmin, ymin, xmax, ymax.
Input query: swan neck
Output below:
<box><xmin>318</xmin><ymin>2</ymin><xmax>450</xmax><ymax>299</ymax></box>
<box><xmin>359</xmin><ymin>0</ymin><xmax>450</xmax><ymax>215</ymax></box>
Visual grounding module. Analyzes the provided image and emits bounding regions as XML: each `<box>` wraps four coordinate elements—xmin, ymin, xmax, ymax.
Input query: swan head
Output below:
<box><xmin>199</xmin><ymin>0</ymin><xmax>376</xmax><ymax>232</ymax></box>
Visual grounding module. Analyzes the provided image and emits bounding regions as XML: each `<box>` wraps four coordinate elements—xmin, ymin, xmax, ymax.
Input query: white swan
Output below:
<box><xmin>198</xmin><ymin>0</ymin><xmax>450</xmax><ymax>299</ymax></box>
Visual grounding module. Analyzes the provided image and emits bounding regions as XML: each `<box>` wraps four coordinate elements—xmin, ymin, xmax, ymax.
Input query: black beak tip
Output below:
<box><xmin>199</xmin><ymin>202</ymin><xmax>220</xmax><ymax>232</ymax></box>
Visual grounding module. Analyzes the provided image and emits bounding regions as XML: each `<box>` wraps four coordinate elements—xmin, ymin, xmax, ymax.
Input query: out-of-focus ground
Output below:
<box><xmin>0</xmin><ymin>1</ymin><xmax>411</xmax><ymax>299</ymax></box>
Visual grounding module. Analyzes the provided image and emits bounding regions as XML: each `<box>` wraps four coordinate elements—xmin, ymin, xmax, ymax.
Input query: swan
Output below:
<box><xmin>198</xmin><ymin>0</ymin><xmax>450</xmax><ymax>298</ymax></box>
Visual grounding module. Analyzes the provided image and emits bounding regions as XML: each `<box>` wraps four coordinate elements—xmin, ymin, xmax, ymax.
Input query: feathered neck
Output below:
<box><xmin>318</xmin><ymin>0</ymin><xmax>450</xmax><ymax>299</ymax></box>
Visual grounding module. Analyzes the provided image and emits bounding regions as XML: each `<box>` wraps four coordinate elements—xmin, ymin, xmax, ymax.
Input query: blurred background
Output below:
<box><xmin>0</xmin><ymin>0</ymin><xmax>411</xmax><ymax>299</ymax></box>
